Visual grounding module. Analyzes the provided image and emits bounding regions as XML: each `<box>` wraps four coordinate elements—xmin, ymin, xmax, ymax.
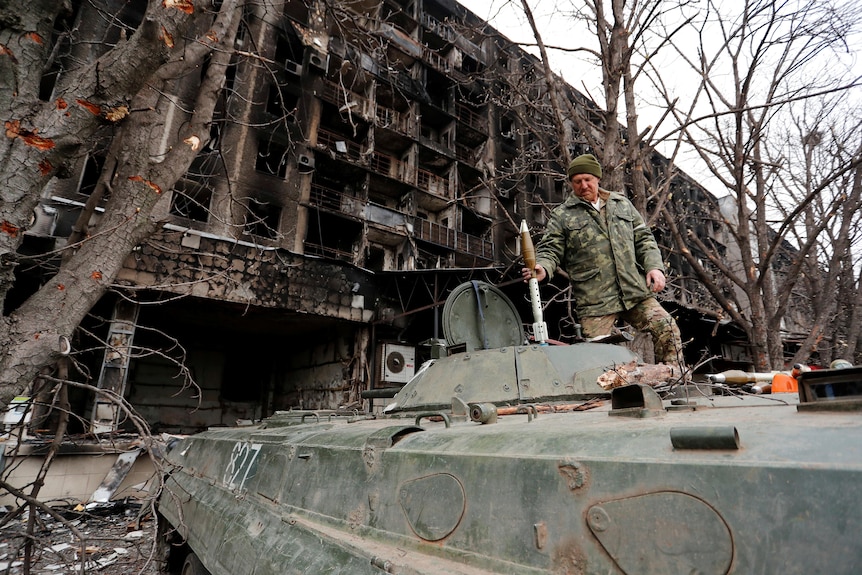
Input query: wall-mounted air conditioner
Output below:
<box><xmin>380</xmin><ymin>343</ymin><xmax>415</xmax><ymax>384</ymax></box>
<box><xmin>307</xmin><ymin>51</ymin><xmax>328</xmax><ymax>73</ymax></box>
<box><xmin>297</xmin><ymin>153</ymin><xmax>315</xmax><ymax>171</ymax></box>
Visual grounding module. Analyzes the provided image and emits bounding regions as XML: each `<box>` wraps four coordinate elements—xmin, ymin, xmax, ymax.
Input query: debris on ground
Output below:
<box><xmin>0</xmin><ymin>500</ymin><xmax>158</xmax><ymax>575</ymax></box>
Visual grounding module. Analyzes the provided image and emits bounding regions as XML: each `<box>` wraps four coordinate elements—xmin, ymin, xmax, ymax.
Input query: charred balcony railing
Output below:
<box><xmin>308</xmin><ymin>183</ymin><xmax>490</xmax><ymax>259</ymax></box>
<box><xmin>368</xmin><ymin>150</ymin><xmax>399</xmax><ymax>181</ymax></box>
<box><xmin>417</xmin><ymin>168</ymin><xmax>451</xmax><ymax>197</ymax></box>
<box><xmin>420</xmin><ymin>13</ymin><xmax>482</xmax><ymax>60</ymax></box>
<box><xmin>310</xmin><ymin>183</ymin><xmax>410</xmax><ymax>231</ymax></box>
<box><xmin>309</xmin><ymin>183</ymin><xmax>364</xmax><ymax>218</ymax></box>
<box><xmin>422</xmin><ymin>46</ymin><xmax>466</xmax><ymax>83</ymax></box>
<box><xmin>455</xmin><ymin>143</ymin><xmax>480</xmax><ymax>165</ymax></box>
<box><xmin>455</xmin><ymin>102</ymin><xmax>487</xmax><ymax>133</ymax></box>
<box><xmin>319</xmin><ymin>80</ymin><xmax>413</xmax><ymax>135</ymax></box>
<box><xmin>423</xmin><ymin>46</ymin><xmax>450</xmax><ymax>74</ymax></box>
<box><xmin>303</xmin><ymin>241</ymin><xmax>354</xmax><ymax>262</ymax></box>
<box><xmin>338</xmin><ymin>40</ymin><xmax>417</xmax><ymax>98</ymax></box>
<box><xmin>374</xmin><ymin>104</ymin><xmax>412</xmax><ymax>135</ymax></box>
<box><xmin>316</xmin><ymin>129</ymin><xmax>450</xmax><ymax>197</ymax></box>
<box><xmin>420</xmin><ymin>13</ymin><xmax>456</xmax><ymax>43</ymax></box>
<box><xmin>319</xmin><ymin>80</ymin><xmax>362</xmax><ymax>111</ymax></box>
<box><xmin>414</xmin><ymin>218</ymin><xmax>493</xmax><ymax>260</ymax></box>
<box><xmin>317</xmin><ymin>129</ymin><xmax>364</xmax><ymax>163</ymax></box>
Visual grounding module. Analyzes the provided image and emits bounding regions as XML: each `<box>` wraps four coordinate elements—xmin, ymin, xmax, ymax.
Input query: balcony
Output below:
<box><xmin>420</xmin><ymin>13</ymin><xmax>482</xmax><ymax>62</ymax></box>
<box><xmin>374</xmin><ymin>103</ymin><xmax>412</xmax><ymax>135</ymax></box>
<box><xmin>310</xmin><ymin>182</ymin><xmax>411</xmax><ymax>231</ymax></box>
<box><xmin>455</xmin><ymin>143</ymin><xmax>482</xmax><ymax>166</ymax></box>
<box><xmin>417</xmin><ymin>168</ymin><xmax>450</xmax><ymax>197</ymax></box>
<box><xmin>316</xmin><ymin>129</ymin><xmax>451</xmax><ymax>197</ymax></box>
<box><xmin>420</xmin><ymin>13</ymin><xmax>456</xmax><ymax>43</ymax></box>
<box><xmin>316</xmin><ymin>129</ymin><xmax>364</xmax><ymax>163</ymax></box>
<box><xmin>309</xmin><ymin>183</ymin><xmax>364</xmax><ymax>218</ymax></box>
<box><xmin>308</xmin><ymin>183</ymin><xmax>490</xmax><ymax>259</ymax></box>
<box><xmin>338</xmin><ymin>40</ymin><xmax>418</xmax><ymax>98</ymax></box>
<box><xmin>414</xmin><ymin>218</ymin><xmax>493</xmax><ymax>260</ymax></box>
<box><xmin>304</xmin><ymin>241</ymin><xmax>353</xmax><ymax>262</ymax></box>
<box><xmin>422</xmin><ymin>46</ymin><xmax>466</xmax><ymax>82</ymax></box>
<box><xmin>320</xmin><ymin>80</ymin><xmax>414</xmax><ymax>136</ymax></box>
<box><xmin>455</xmin><ymin>102</ymin><xmax>487</xmax><ymax>134</ymax></box>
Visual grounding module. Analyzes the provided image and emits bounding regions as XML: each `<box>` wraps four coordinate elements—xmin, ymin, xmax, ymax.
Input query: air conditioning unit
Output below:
<box><xmin>307</xmin><ymin>51</ymin><xmax>328</xmax><ymax>73</ymax></box>
<box><xmin>297</xmin><ymin>153</ymin><xmax>315</xmax><ymax>171</ymax></box>
<box><xmin>27</xmin><ymin>204</ymin><xmax>58</xmax><ymax>237</ymax></box>
<box><xmin>380</xmin><ymin>343</ymin><xmax>415</xmax><ymax>384</ymax></box>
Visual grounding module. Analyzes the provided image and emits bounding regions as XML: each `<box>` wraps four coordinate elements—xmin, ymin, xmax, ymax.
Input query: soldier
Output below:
<box><xmin>521</xmin><ymin>153</ymin><xmax>684</xmax><ymax>364</ymax></box>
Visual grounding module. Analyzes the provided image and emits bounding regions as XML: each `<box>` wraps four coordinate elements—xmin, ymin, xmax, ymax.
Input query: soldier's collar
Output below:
<box><xmin>566</xmin><ymin>188</ymin><xmax>611</xmax><ymax>207</ymax></box>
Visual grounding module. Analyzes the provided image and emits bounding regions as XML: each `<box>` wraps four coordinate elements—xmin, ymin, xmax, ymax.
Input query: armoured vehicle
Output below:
<box><xmin>156</xmin><ymin>280</ymin><xmax>862</xmax><ymax>575</ymax></box>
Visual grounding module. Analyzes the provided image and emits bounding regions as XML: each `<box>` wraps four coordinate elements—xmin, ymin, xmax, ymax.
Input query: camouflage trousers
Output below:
<box><xmin>580</xmin><ymin>297</ymin><xmax>684</xmax><ymax>364</ymax></box>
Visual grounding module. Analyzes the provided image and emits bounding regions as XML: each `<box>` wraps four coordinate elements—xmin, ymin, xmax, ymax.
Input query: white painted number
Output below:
<box><xmin>222</xmin><ymin>442</ymin><xmax>262</xmax><ymax>491</ymax></box>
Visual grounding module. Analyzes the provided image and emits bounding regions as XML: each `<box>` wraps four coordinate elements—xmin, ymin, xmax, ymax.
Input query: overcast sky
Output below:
<box><xmin>456</xmin><ymin>0</ymin><xmax>598</xmax><ymax>85</ymax></box>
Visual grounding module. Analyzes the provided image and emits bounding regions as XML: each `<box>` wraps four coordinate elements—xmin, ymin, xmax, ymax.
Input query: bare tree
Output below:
<box><xmin>655</xmin><ymin>0</ymin><xmax>862</xmax><ymax>369</ymax></box>
<box><xmin>773</xmin><ymin>106</ymin><xmax>862</xmax><ymax>365</ymax></box>
<box><xmin>467</xmin><ymin>0</ymin><xmax>694</xmax><ymax>224</ymax></box>
<box><xmin>569</xmin><ymin>0</ymin><xmax>697</xmax><ymax>214</ymax></box>
<box><xmin>0</xmin><ymin>0</ymin><xmax>244</xmax><ymax>409</ymax></box>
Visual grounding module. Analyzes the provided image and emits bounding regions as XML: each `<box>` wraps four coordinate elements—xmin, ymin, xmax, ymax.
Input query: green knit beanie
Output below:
<box><xmin>567</xmin><ymin>154</ymin><xmax>602</xmax><ymax>179</ymax></box>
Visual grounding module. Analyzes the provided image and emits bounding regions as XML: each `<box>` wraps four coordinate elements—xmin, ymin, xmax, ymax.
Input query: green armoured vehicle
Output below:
<box><xmin>156</xmin><ymin>281</ymin><xmax>862</xmax><ymax>575</ymax></box>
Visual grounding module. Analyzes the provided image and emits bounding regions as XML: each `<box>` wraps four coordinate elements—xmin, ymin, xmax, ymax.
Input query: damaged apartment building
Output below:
<box><xmin>15</xmin><ymin>0</ymin><xmax>748</xmax><ymax>437</ymax></box>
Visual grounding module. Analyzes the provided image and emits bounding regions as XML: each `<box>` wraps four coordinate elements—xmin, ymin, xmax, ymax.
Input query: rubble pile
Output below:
<box><xmin>0</xmin><ymin>502</ymin><xmax>158</xmax><ymax>575</ymax></box>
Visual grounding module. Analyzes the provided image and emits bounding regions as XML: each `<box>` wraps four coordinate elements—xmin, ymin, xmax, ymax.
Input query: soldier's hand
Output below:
<box><xmin>646</xmin><ymin>269</ymin><xmax>666</xmax><ymax>293</ymax></box>
<box><xmin>522</xmin><ymin>264</ymin><xmax>546</xmax><ymax>283</ymax></box>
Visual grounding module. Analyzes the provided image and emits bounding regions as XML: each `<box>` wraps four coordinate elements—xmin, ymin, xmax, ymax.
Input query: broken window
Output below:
<box><xmin>244</xmin><ymin>201</ymin><xmax>281</xmax><ymax>239</ymax></box>
<box><xmin>255</xmin><ymin>136</ymin><xmax>289</xmax><ymax>178</ymax></box>
<box><xmin>266</xmin><ymin>83</ymin><xmax>300</xmax><ymax>119</ymax></box>
<box><xmin>274</xmin><ymin>27</ymin><xmax>305</xmax><ymax>70</ymax></box>
<box><xmin>500</xmin><ymin>116</ymin><xmax>515</xmax><ymax>141</ymax></box>
<box><xmin>170</xmin><ymin>179</ymin><xmax>213</xmax><ymax>222</ymax></box>
<box><xmin>305</xmin><ymin>211</ymin><xmax>360</xmax><ymax>261</ymax></box>
<box><xmin>366</xmin><ymin>246</ymin><xmax>386</xmax><ymax>271</ymax></box>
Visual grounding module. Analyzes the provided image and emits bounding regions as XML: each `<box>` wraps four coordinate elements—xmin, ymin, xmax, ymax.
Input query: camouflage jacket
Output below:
<box><xmin>534</xmin><ymin>190</ymin><xmax>665</xmax><ymax>317</ymax></box>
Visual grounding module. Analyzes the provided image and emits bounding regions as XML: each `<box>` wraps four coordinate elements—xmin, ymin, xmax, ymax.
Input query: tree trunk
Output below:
<box><xmin>0</xmin><ymin>0</ymin><xmax>242</xmax><ymax>410</ymax></box>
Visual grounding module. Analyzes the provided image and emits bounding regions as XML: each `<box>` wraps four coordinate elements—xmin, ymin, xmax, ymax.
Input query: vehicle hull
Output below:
<box><xmin>158</xmin><ymin>391</ymin><xmax>862</xmax><ymax>575</ymax></box>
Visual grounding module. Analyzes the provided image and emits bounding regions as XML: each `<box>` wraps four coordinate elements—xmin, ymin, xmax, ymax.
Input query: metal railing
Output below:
<box><xmin>374</xmin><ymin>103</ymin><xmax>411</xmax><ymax>134</ymax></box>
<box><xmin>456</xmin><ymin>143</ymin><xmax>478</xmax><ymax>164</ymax></box>
<box><xmin>304</xmin><ymin>241</ymin><xmax>354</xmax><ymax>262</ymax></box>
<box><xmin>414</xmin><ymin>218</ymin><xmax>493</xmax><ymax>259</ymax></box>
<box><xmin>455</xmin><ymin>102</ymin><xmax>487</xmax><ymax>133</ymax></box>
<box><xmin>420</xmin><ymin>13</ymin><xmax>456</xmax><ymax>43</ymax></box>
<box><xmin>316</xmin><ymin>129</ymin><xmax>364</xmax><ymax>162</ymax></box>
<box><xmin>316</xmin><ymin>131</ymin><xmax>449</xmax><ymax>196</ymax></box>
<box><xmin>309</xmin><ymin>183</ymin><xmax>365</xmax><ymax>218</ymax></box>
<box><xmin>308</xmin><ymin>184</ymin><xmax>492</xmax><ymax>260</ymax></box>
<box><xmin>416</xmin><ymin>168</ymin><xmax>450</xmax><ymax>196</ymax></box>
<box><xmin>320</xmin><ymin>80</ymin><xmax>413</xmax><ymax>134</ymax></box>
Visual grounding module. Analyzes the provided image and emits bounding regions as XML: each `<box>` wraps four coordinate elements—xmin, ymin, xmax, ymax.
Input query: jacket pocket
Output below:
<box><xmin>564</xmin><ymin>218</ymin><xmax>594</xmax><ymax>252</ymax></box>
<box><xmin>613</xmin><ymin>210</ymin><xmax>636</xmax><ymax>241</ymax></box>
<box><xmin>568</xmin><ymin>267</ymin><xmax>600</xmax><ymax>283</ymax></box>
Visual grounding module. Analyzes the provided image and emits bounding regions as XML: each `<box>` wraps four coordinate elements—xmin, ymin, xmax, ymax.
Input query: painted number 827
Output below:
<box><xmin>222</xmin><ymin>442</ymin><xmax>262</xmax><ymax>491</ymax></box>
